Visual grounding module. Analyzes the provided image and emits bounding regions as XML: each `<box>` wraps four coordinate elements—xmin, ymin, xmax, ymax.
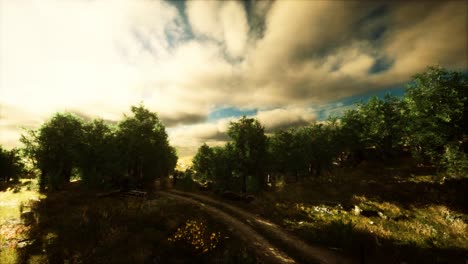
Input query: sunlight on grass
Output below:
<box><xmin>0</xmin><ymin>248</ymin><xmax>17</xmax><ymax>264</ymax></box>
<box><xmin>282</xmin><ymin>196</ymin><xmax>468</xmax><ymax>251</ymax></box>
<box><xmin>0</xmin><ymin>179</ymin><xmax>45</xmax><ymax>264</ymax></box>
<box><xmin>0</xmin><ymin>180</ymin><xmax>43</xmax><ymax>223</ymax></box>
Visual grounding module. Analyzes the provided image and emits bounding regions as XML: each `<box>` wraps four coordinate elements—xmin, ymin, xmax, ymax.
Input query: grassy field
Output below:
<box><xmin>0</xmin><ymin>179</ymin><xmax>44</xmax><ymax>263</ymax></box>
<box><xmin>231</xmin><ymin>164</ymin><xmax>468</xmax><ymax>263</ymax></box>
<box><xmin>0</xmin><ymin>181</ymin><xmax>258</xmax><ymax>264</ymax></box>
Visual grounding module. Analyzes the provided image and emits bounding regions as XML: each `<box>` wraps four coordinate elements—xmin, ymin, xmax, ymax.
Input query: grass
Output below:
<box><xmin>191</xmin><ymin>162</ymin><xmax>468</xmax><ymax>263</ymax></box>
<box><xmin>8</xmin><ymin>181</ymin><xmax>258</xmax><ymax>263</ymax></box>
<box><xmin>0</xmin><ymin>179</ymin><xmax>42</xmax><ymax>222</ymax></box>
<box><xmin>0</xmin><ymin>179</ymin><xmax>44</xmax><ymax>264</ymax></box>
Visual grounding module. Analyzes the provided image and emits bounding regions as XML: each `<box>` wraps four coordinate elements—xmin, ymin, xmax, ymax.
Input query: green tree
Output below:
<box><xmin>116</xmin><ymin>105</ymin><xmax>177</xmax><ymax>189</ymax></box>
<box><xmin>358</xmin><ymin>95</ymin><xmax>405</xmax><ymax>159</ymax></box>
<box><xmin>227</xmin><ymin>116</ymin><xmax>267</xmax><ymax>193</ymax></box>
<box><xmin>299</xmin><ymin>120</ymin><xmax>341</xmax><ymax>177</ymax></box>
<box><xmin>77</xmin><ymin>119</ymin><xmax>120</xmax><ymax>187</ymax></box>
<box><xmin>0</xmin><ymin>146</ymin><xmax>25</xmax><ymax>183</ymax></box>
<box><xmin>21</xmin><ymin>113</ymin><xmax>84</xmax><ymax>191</ymax></box>
<box><xmin>340</xmin><ymin>109</ymin><xmax>367</xmax><ymax>166</ymax></box>
<box><xmin>192</xmin><ymin>143</ymin><xmax>215</xmax><ymax>182</ymax></box>
<box><xmin>404</xmin><ymin>66</ymin><xmax>467</xmax><ymax>166</ymax></box>
<box><xmin>269</xmin><ymin>128</ymin><xmax>307</xmax><ymax>181</ymax></box>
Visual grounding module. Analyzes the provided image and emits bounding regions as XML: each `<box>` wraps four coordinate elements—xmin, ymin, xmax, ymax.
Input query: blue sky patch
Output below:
<box><xmin>208</xmin><ymin>106</ymin><xmax>258</xmax><ymax>122</ymax></box>
<box><xmin>315</xmin><ymin>85</ymin><xmax>406</xmax><ymax>120</ymax></box>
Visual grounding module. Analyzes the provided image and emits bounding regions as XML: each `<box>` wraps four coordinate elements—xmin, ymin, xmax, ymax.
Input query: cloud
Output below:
<box><xmin>244</xmin><ymin>1</ymin><xmax>467</xmax><ymax>105</ymax></box>
<box><xmin>186</xmin><ymin>1</ymin><xmax>223</xmax><ymax>41</ymax></box>
<box><xmin>160</xmin><ymin>112</ymin><xmax>206</xmax><ymax>127</ymax></box>
<box><xmin>0</xmin><ymin>104</ymin><xmax>48</xmax><ymax>148</ymax></box>
<box><xmin>186</xmin><ymin>1</ymin><xmax>249</xmax><ymax>58</ymax></box>
<box><xmin>1</xmin><ymin>0</ymin><xmax>467</xmax><ymax>163</ymax></box>
<box><xmin>256</xmin><ymin>108</ymin><xmax>317</xmax><ymax>132</ymax></box>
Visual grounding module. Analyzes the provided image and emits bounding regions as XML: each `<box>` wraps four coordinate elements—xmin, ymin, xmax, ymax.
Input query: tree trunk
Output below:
<box><xmin>241</xmin><ymin>172</ymin><xmax>247</xmax><ymax>193</ymax></box>
<box><xmin>39</xmin><ymin>168</ymin><xmax>46</xmax><ymax>192</ymax></box>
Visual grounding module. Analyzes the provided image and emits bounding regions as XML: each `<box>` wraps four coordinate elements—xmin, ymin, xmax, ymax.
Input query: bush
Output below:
<box><xmin>441</xmin><ymin>143</ymin><xmax>468</xmax><ymax>178</ymax></box>
<box><xmin>176</xmin><ymin>169</ymin><xmax>197</xmax><ymax>191</ymax></box>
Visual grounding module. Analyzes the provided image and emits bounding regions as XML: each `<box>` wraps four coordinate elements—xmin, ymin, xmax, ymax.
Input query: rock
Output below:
<box><xmin>353</xmin><ymin>205</ymin><xmax>361</xmax><ymax>216</ymax></box>
<box><xmin>17</xmin><ymin>239</ymin><xmax>34</xmax><ymax>248</ymax></box>
<box><xmin>378</xmin><ymin>211</ymin><xmax>387</xmax><ymax>220</ymax></box>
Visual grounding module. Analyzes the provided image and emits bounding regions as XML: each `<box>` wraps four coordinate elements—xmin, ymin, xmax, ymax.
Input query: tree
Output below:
<box><xmin>340</xmin><ymin>109</ymin><xmax>367</xmax><ymax>166</ymax></box>
<box><xmin>116</xmin><ymin>105</ymin><xmax>177</xmax><ymax>189</ymax></box>
<box><xmin>404</xmin><ymin>66</ymin><xmax>468</xmax><ymax>166</ymax></box>
<box><xmin>0</xmin><ymin>146</ymin><xmax>25</xmax><ymax>183</ymax></box>
<box><xmin>21</xmin><ymin>113</ymin><xmax>84</xmax><ymax>191</ymax></box>
<box><xmin>77</xmin><ymin>119</ymin><xmax>119</xmax><ymax>187</ymax></box>
<box><xmin>269</xmin><ymin>128</ymin><xmax>307</xmax><ymax>181</ymax></box>
<box><xmin>210</xmin><ymin>144</ymin><xmax>237</xmax><ymax>191</ymax></box>
<box><xmin>358</xmin><ymin>95</ymin><xmax>405</xmax><ymax>160</ymax></box>
<box><xmin>227</xmin><ymin>116</ymin><xmax>267</xmax><ymax>193</ymax></box>
<box><xmin>192</xmin><ymin>143</ymin><xmax>215</xmax><ymax>182</ymax></box>
<box><xmin>298</xmin><ymin>120</ymin><xmax>341</xmax><ymax>177</ymax></box>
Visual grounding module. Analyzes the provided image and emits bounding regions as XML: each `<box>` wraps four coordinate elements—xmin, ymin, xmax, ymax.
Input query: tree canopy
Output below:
<box><xmin>191</xmin><ymin>66</ymin><xmax>468</xmax><ymax>193</ymax></box>
<box><xmin>20</xmin><ymin>105</ymin><xmax>178</xmax><ymax>191</ymax></box>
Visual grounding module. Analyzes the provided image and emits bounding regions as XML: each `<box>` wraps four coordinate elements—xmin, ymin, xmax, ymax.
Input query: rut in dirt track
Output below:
<box><xmin>160</xmin><ymin>190</ymin><xmax>356</xmax><ymax>264</ymax></box>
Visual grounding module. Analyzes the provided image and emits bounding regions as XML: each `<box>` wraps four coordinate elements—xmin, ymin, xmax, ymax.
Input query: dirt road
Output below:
<box><xmin>160</xmin><ymin>191</ymin><xmax>296</xmax><ymax>264</ymax></box>
<box><xmin>160</xmin><ymin>190</ymin><xmax>356</xmax><ymax>264</ymax></box>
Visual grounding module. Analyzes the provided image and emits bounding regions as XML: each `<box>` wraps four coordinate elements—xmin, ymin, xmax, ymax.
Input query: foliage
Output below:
<box><xmin>192</xmin><ymin>143</ymin><xmax>237</xmax><ymax>191</ymax></box>
<box><xmin>21</xmin><ymin>113</ymin><xmax>84</xmax><ymax>190</ymax></box>
<box><xmin>0</xmin><ymin>147</ymin><xmax>25</xmax><ymax>183</ymax></box>
<box><xmin>404</xmin><ymin>66</ymin><xmax>467</xmax><ymax>165</ymax></box>
<box><xmin>116</xmin><ymin>105</ymin><xmax>177</xmax><ymax>188</ymax></box>
<box><xmin>441</xmin><ymin>143</ymin><xmax>468</xmax><ymax>178</ymax></box>
<box><xmin>192</xmin><ymin>143</ymin><xmax>214</xmax><ymax>182</ymax></box>
<box><xmin>168</xmin><ymin>219</ymin><xmax>221</xmax><ymax>254</ymax></box>
<box><xmin>227</xmin><ymin>116</ymin><xmax>267</xmax><ymax>193</ymax></box>
<box><xmin>20</xmin><ymin>105</ymin><xmax>178</xmax><ymax>191</ymax></box>
<box><xmin>78</xmin><ymin>119</ymin><xmax>119</xmax><ymax>187</ymax></box>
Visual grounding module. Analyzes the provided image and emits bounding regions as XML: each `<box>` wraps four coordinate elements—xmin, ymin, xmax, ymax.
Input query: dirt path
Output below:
<box><xmin>161</xmin><ymin>190</ymin><xmax>356</xmax><ymax>264</ymax></box>
<box><xmin>160</xmin><ymin>191</ymin><xmax>296</xmax><ymax>264</ymax></box>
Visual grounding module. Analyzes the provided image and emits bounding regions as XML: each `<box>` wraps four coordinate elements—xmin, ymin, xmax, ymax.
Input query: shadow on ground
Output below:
<box><xmin>16</xmin><ymin>182</ymin><xmax>259</xmax><ymax>264</ymax></box>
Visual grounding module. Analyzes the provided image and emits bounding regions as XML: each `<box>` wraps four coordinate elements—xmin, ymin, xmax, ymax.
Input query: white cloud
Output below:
<box><xmin>186</xmin><ymin>1</ymin><xmax>223</xmax><ymax>41</ymax></box>
<box><xmin>186</xmin><ymin>1</ymin><xmax>249</xmax><ymax>58</ymax></box>
<box><xmin>220</xmin><ymin>1</ymin><xmax>249</xmax><ymax>58</ymax></box>
<box><xmin>256</xmin><ymin>108</ymin><xmax>317</xmax><ymax>132</ymax></box>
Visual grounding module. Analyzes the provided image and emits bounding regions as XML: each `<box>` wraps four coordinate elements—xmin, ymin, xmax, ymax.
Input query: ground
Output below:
<box><xmin>1</xmin><ymin>162</ymin><xmax>467</xmax><ymax>263</ymax></box>
<box><xmin>0</xmin><ymin>180</ymin><xmax>258</xmax><ymax>264</ymax></box>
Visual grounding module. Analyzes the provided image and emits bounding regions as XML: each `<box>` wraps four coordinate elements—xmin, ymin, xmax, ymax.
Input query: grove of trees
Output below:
<box><xmin>19</xmin><ymin>105</ymin><xmax>177</xmax><ymax>191</ymax></box>
<box><xmin>192</xmin><ymin>66</ymin><xmax>468</xmax><ymax>193</ymax></box>
<box><xmin>1</xmin><ymin>66</ymin><xmax>466</xmax><ymax>194</ymax></box>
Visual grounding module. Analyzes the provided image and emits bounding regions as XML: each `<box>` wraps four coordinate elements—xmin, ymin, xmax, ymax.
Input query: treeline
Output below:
<box><xmin>0</xmin><ymin>147</ymin><xmax>25</xmax><ymax>183</ymax></box>
<box><xmin>191</xmin><ymin>66</ymin><xmax>468</xmax><ymax>193</ymax></box>
<box><xmin>15</xmin><ymin>105</ymin><xmax>177</xmax><ymax>191</ymax></box>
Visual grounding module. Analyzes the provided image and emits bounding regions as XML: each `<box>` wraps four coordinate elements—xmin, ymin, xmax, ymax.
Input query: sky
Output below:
<box><xmin>1</xmin><ymin>0</ymin><xmax>467</xmax><ymax>165</ymax></box>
